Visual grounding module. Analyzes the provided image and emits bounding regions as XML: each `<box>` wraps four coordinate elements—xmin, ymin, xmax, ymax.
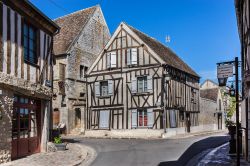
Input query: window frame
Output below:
<box><xmin>137</xmin><ymin>109</ymin><xmax>148</xmax><ymax>127</ymax></box>
<box><xmin>23</xmin><ymin>22</ymin><xmax>37</xmax><ymax>65</ymax></box>
<box><xmin>137</xmin><ymin>76</ymin><xmax>148</xmax><ymax>93</ymax></box>
<box><xmin>100</xmin><ymin>81</ymin><xmax>109</xmax><ymax>97</ymax></box>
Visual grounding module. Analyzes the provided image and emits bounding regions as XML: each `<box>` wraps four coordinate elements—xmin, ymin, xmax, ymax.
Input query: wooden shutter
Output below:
<box><xmin>147</xmin><ymin>76</ymin><xmax>153</xmax><ymax>92</ymax></box>
<box><xmin>147</xmin><ymin>109</ymin><xmax>154</xmax><ymax>128</ymax></box>
<box><xmin>108</xmin><ymin>80</ymin><xmax>113</xmax><ymax>96</ymax></box>
<box><xmin>107</xmin><ymin>53</ymin><xmax>111</xmax><ymax>68</ymax></box>
<box><xmin>95</xmin><ymin>82</ymin><xmax>100</xmax><ymax>97</ymax></box>
<box><xmin>127</xmin><ymin>49</ymin><xmax>131</xmax><ymax>65</ymax></box>
<box><xmin>131</xmin><ymin>78</ymin><xmax>137</xmax><ymax>93</ymax></box>
<box><xmin>110</xmin><ymin>51</ymin><xmax>116</xmax><ymax>68</ymax></box>
<box><xmin>99</xmin><ymin>110</ymin><xmax>109</xmax><ymax>128</ymax></box>
<box><xmin>131</xmin><ymin>48</ymin><xmax>137</xmax><ymax>65</ymax></box>
<box><xmin>170</xmin><ymin>110</ymin><xmax>177</xmax><ymax>128</ymax></box>
<box><xmin>131</xmin><ymin>109</ymin><xmax>137</xmax><ymax>128</ymax></box>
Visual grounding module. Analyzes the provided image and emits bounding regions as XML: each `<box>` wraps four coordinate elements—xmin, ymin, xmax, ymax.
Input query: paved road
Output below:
<box><xmin>76</xmin><ymin>133</ymin><xmax>229</xmax><ymax>166</ymax></box>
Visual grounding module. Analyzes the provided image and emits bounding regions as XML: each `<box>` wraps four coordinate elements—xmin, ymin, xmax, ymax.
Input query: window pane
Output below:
<box><xmin>138</xmin><ymin>78</ymin><xmax>143</xmax><ymax>93</ymax></box>
<box><xmin>144</xmin><ymin>110</ymin><xmax>147</xmax><ymax>126</ymax></box>
<box><xmin>29</xmin><ymin>27</ymin><xmax>35</xmax><ymax>40</ymax></box>
<box><xmin>24</xmin><ymin>37</ymin><xmax>28</xmax><ymax>48</ymax></box>
<box><xmin>29</xmin><ymin>39</ymin><xmax>34</xmax><ymax>50</ymax></box>
<box><xmin>101</xmin><ymin>82</ymin><xmax>108</xmax><ymax>96</ymax></box>
<box><xmin>24</xmin><ymin>24</ymin><xmax>28</xmax><ymax>36</ymax></box>
<box><xmin>144</xmin><ymin>78</ymin><xmax>147</xmax><ymax>92</ymax></box>
<box><xmin>29</xmin><ymin>51</ymin><xmax>36</xmax><ymax>63</ymax></box>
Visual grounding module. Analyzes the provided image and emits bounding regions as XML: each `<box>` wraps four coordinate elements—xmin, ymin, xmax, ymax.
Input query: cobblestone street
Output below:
<box><xmin>198</xmin><ymin>143</ymin><xmax>250</xmax><ymax>166</ymax></box>
<box><xmin>1</xmin><ymin>144</ymin><xmax>94</xmax><ymax>166</ymax></box>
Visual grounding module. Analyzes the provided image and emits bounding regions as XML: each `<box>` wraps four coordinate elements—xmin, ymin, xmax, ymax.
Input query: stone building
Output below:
<box><xmin>86</xmin><ymin>22</ymin><xmax>200</xmax><ymax>138</ymax></box>
<box><xmin>52</xmin><ymin>5</ymin><xmax>110</xmax><ymax>134</ymax></box>
<box><xmin>199</xmin><ymin>80</ymin><xmax>226</xmax><ymax>131</ymax></box>
<box><xmin>0</xmin><ymin>0</ymin><xmax>59</xmax><ymax>163</ymax></box>
<box><xmin>235</xmin><ymin>0</ymin><xmax>250</xmax><ymax>161</ymax></box>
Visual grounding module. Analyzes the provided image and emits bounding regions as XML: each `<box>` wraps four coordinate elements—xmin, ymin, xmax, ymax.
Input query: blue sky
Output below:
<box><xmin>30</xmin><ymin>0</ymin><xmax>240</xmax><ymax>83</ymax></box>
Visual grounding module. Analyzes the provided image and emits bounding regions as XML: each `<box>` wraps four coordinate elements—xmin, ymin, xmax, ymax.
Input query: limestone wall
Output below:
<box><xmin>0</xmin><ymin>87</ymin><xmax>14</xmax><ymax>164</ymax></box>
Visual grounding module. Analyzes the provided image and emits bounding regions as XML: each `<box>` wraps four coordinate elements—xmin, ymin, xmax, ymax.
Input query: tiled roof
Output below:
<box><xmin>200</xmin><ymin>88</ymin><xmax>219</xmax><ymax>102</ymax></box>
<box><xmin>126</xmin><ymin>23</ymin><xmax>199</xmax><ymax>78</ymax></box>
<box><xmin>53</xmin><ymin>6</ymin><xmax>97</xmax><ymax>55</ymax></box>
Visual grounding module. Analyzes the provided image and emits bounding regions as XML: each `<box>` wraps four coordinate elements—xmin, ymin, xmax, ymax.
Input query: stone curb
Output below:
<box><xmin>78</xmin><ymin>145</ymin><xmax>97</xmax><ymax>166</ymax></box>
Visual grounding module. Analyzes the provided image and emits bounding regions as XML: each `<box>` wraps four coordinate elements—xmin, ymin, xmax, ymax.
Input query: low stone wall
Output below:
<box><xmin>84</xmin><ymin>124</ymin><xmax>221</xmax><ymax>139</ymax></box>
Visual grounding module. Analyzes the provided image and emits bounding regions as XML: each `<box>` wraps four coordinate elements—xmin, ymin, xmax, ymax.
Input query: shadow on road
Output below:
<box><xmin>158</xmin><ymin>135</ymin><xmax>230</xmax><ymax>166</ymax></box>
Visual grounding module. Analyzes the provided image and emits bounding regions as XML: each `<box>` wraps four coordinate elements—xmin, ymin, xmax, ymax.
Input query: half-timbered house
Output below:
<box><xmin>52</xmin><ymin>5</ymin><xmax>110</xmax><ymax>134</ymax></box>
<box><xmin>86</xmin><ymin>22</ymin><xmax>200</xmax><ymax>138</ymax></box>
<box><xmin>0</xmin><ymin>0</ymin><xmax>59</xmax><ymax>163</ymax></box>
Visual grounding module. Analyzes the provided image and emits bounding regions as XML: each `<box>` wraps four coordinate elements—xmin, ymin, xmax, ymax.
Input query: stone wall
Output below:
<box><xmin>0</xmin><ymin>87</ymin><xmax>14</xmax><ymax>164</ymax></box>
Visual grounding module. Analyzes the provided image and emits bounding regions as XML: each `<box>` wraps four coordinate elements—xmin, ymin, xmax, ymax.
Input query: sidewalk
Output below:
<box><xmin>1</xmin><ymin>143</ymin><xmax>95</xmax><ymax>166</ymax></box>
<box><xmin>198</xmin><ymin>143</ymin><xmax>250</xmax><ymax>166</ymax></box>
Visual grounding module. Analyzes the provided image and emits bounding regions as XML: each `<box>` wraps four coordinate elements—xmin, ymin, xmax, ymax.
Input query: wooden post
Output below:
<box><xmin>235</xmin><ymin>57</ymin><xmax>240</xmax><ymax>166</ymax></box>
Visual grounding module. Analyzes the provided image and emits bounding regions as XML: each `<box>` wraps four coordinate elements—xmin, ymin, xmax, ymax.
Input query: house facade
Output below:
<box><xmin>235</xmin><ymin>0</ymin><xmax>250</xmax><ymax>161</ymax></box>
<box><xmin>86</xmin><ymin>22</ymin><xmax>200</xmax><ymax>138</ymax></box>
<box><xmin>199</xmin><ymin>80</ymin><xmax>226</xmax><ymax>131</ymax></box>
<box><xmin>0</xmin><ymin>0</ymin><xmax>59</xmax><ymax>163</ymax></box>
<box><xmin>52</xmin><ymin>5</ymin><xmax>110</xmax><ymax>134</ymax></box>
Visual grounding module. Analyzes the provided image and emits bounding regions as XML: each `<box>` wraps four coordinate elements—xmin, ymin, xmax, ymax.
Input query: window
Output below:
<box><xmin>137</xmin><ymin>76</ymin><xmax>147</xmax><ymax>93</ymax></box>
<box><xmin>127</xmin><ymin>48</ymin><xmax>138</xmax><ymax>65</ymax></box>
<box><xmin>131</xmin><ymin>109</ymin><xmax>154</xmax><ymax>128</ymax></box>
<box><xmin>59</xmin><ymin>63</ymin><xmax>66</xmax><ymax>80</ymax></box>
<box><xmin>23</xmin><ymin>23</ymin><xmax>37</xmax><ymax>64</ymax></box>
<box><xmin>138</xmin><ymin>110</ymin><xmax>148</xmax><ymax>127</ymax></box>
<box><xmin>80</xmin><ymin>65</ymin><xmax>88</xmax><ymax>79</ymax></box>
<box><xmin>101</xmin><ymin>81</ymin><xmax>108</xmax><ymax>96</ymax></box>
<box><xmin>132</xmin><ymin>76</ymin><xmax>152</xmax><ymax>94</ymax></box>
<box><xmin>107</xmin><ymin>51</ymin><xmax>117</xmax><ymax>68</ymax></box>
<box><xmin>95</xmin><ymin>80</ymin><xmax>113</xmax><ymax>97</ymax></box>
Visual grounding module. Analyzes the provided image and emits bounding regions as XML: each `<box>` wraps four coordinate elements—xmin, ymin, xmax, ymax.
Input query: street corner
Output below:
<box><xmin>0</xmin><ymin>143</ymin><xmax>96</xmax><ymax>166</ymax></box>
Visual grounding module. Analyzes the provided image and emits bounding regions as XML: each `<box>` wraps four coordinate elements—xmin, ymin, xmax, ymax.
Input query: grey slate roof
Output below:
<box><xmin>126</xmin><ymin>23</ymin><xmax>199</xmax><ymax>78</ymax></box>
<box><xmin>53</xmin><ymin>6</ymin><xmax>97</xmax><ymax>55</ymax></box>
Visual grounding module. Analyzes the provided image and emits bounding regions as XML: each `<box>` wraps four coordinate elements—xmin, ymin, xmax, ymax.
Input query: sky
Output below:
<box><xmin>30</xmin><ymin>0</ymin><xmax>240</xmax><ymax>83</ymax></box>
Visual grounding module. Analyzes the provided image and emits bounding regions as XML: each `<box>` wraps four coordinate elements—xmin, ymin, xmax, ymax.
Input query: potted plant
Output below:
<box><xmin>54</xmin><ymin>136</ymin><xmax>67</xmax><ymax>151</ymax></box>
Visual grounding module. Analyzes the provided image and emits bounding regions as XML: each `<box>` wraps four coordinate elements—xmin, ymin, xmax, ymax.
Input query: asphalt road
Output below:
<box><xmin>76</xmin><ymin>132</ymin><xmax>229</xmax><ymax>166</ymax></box>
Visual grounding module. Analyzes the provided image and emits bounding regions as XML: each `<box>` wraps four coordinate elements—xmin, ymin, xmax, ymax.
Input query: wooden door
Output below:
<box><xmin>12</xmin><ymin>96</ymin><xmax>41</xmax><ymax>160</ymax></box>
<box><xmin>186</xmin><ymin>113</ymin><xmax>191</xmax><ymax>133</ymax></box>
<box><xmin>99</xmin><ymin>110</ymin><xmax>109</xmax><ymax>129</ymax></box>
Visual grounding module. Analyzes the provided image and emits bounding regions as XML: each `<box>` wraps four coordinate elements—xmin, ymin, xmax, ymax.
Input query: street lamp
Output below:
<box><xmin>165</xmin><ymin>73</ymin><xmax>172</xmax><ymax>82</ymax></box>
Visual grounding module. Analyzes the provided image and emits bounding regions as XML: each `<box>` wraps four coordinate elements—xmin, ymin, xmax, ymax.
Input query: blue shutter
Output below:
<box><xmin>108</xmin><ymin>80</ymin><xmax>113</xmax><ymax>96</ymax></box>
<box><xmin>95</xmin><ymin>82</ymin><xmax>100</xmax><ymax>97</ymax></box>
<box><xmin>131</xmin><ymin>48</ymin><xmax>137</xmax><ymax>65</ymax></box>
<box><xmin>131</xmin><ymin>78</ymin><xmax>137</xmax><ymax>93</ymax></box>
<box><xmin>99</xmin><ymin>110</ymin><xmax>109</xmax><ymax>128</ymax></box>
<box><xmin>147</xmin><ymin>109</ymin><xmax>154</xmax><ymax>128</ymax></box>
<box><xmin>147</xmin><ymin>76</ymin><xmax>153</xmax><ymax>92</ymax></box>
<box><xmin>127</xmin><ymin>49</ymin><xmax>131</xmax><ymax>65</ymax></box>
<box><xmin>131</xmin><ymin>109</ymin><xmax>137</xmax><ymax>128</ymax></box>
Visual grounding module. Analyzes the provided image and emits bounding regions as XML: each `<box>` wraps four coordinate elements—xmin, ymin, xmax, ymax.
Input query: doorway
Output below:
<box><xmin>12</xmin><ymin>96</ymin><xmax>41</xmax><ymax>159</ymax></box>
<box><xmin>75</xmin><ymin>108</ymin><xmax>81</xmax><ymax>128</ymax></box>
<box><xmin>186</xmin><ymin>113</ymin><xmax>191</xmax><ymax>133</ymax></box>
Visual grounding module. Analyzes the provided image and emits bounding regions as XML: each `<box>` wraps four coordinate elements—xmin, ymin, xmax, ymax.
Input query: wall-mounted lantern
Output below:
<box><xmin>218</xmin><ymin>77</ymin><xmax>228</xmax><ymax>87</ymax></box>
<box><xmin>165</xmin><ymin>73</ymin><xmax>172</xmax><ymax>82</ymax></box>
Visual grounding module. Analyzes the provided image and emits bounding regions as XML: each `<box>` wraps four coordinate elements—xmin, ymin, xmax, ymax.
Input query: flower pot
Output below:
<box><xmin>55</xmin><ymin>143</ymin><xmax>67</xmax><ymax>151</ymax></box>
